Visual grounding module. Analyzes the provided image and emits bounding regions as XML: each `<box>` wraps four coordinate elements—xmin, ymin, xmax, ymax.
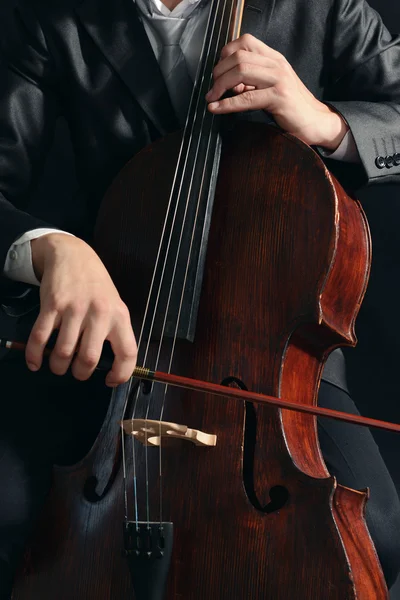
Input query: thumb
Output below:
<box><xmin>208</xmin><ymin>89</ymin><xmax>269</xmax><ymax>114</ymax></box>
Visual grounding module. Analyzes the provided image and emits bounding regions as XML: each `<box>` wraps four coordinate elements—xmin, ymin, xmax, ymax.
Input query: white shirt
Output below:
<box><xmin>136</xmin><ymin>0</ymin><xmax>210</xmax><ymax>84</ymax></box>
<box><xmin>3</xmin><ymin>0</ymin><xmax>360</xmax><ymax>286</ymax></box>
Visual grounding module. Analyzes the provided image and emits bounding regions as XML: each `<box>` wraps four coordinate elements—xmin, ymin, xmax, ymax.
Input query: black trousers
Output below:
<box><xmin>0</xmin><ymin>360</ymin><xmax>399</xmax><ymax>599</ymax></box>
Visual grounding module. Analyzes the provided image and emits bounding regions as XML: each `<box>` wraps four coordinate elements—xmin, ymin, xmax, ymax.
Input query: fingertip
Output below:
<box><xmin>25</xmin><ymin>346</ymin><xmax>42</xmax><ymax>371</ymax></box>
<box><xmin>105</xmin><ymin>376</ymin><xmax>119</xmax><ymax>388</ymax></box>
<box><xmin>27</xmin><ymin>362</ymin><xmax>39</xmax><ymax>372</ymax></box>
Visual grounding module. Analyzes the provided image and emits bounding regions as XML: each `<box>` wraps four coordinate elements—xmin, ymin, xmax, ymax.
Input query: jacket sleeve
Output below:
<box><xmin>323</xmin><ymin>0</ymin><xmax>400</xmax><ymax>187</ymax></box>
<box><xmin>0</xmin><ymin>1</ymin><xmax>60</xmax><ymax>273</ymax></box>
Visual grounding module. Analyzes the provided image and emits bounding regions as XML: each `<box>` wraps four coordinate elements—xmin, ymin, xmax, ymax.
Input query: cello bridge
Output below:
<box><xmin>121</xmin><ymin>419</ymin><xmax>217</xmax><ymax>447</ymax></box>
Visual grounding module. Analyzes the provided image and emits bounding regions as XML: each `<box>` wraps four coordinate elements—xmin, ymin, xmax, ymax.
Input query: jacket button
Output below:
<box><xmin>394</xmin><ymin>153</ymin><xmax>400</xmax><ymax>166</ymax></box>
<box><xmin>375</xmin><ymin>156</ymin><xmax>386</xmax><ymax>169</ymax></box>
<box><xmin>385</xmin><ymin>155</ymin><xmax>394</xmax><ymax>168</ymax></box>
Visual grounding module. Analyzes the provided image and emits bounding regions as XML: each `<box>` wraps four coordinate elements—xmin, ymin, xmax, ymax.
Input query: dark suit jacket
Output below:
<box><xmin>0</xmin><ymin>0</ymin><xmax>400</xmax><ymax>274</ymax></box>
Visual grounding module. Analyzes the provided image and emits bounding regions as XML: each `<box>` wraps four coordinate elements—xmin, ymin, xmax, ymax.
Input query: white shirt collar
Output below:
<box><xmin>136</xmin><ymin>0</ymin><xmax>203</xmax><ymax>19</ymax></box>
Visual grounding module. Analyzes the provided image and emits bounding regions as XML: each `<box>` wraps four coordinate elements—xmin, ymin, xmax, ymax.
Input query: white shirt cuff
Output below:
<box><xmin>3</xmin><ymin>228</ymin><xmax>75</xmax><ymax>286</ymax></box>
<box><xmin>318</xmin><ymin>130</ymin><xmax>360</xmax><ymax>164</ymax></box>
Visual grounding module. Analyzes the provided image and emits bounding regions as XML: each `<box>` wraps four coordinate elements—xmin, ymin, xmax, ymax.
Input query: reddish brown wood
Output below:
<box><xmin>333</xmin><ymin>485</ymin><xmax>388</xmax><ymax>598</ymax></box>
<box><xmin>12</xmin><ymin>123</ymin><xmax>388</xmax><ymax>599</ymax></box>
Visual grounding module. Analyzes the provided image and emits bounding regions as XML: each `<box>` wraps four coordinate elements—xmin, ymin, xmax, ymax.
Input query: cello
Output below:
<box><xmin>11</xmin><ymin>0</ymin><xmax>390</xmax><ymax>595</ymax></box>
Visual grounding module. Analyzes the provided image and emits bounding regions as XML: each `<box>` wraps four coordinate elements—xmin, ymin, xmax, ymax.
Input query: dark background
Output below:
<box><xmin>347</xmin><ymin>3</ymin><xmax>400</xmax><ymax>593</ymax></box>
<box><xmin>345</xmin><ymin>0</ymin><xmax>400</xmax><ymax>492</ymax></box>
<box><xmin>0</xmin><ymin>0</ymin><xmax>400</xmax><ymax>594</ymax></box>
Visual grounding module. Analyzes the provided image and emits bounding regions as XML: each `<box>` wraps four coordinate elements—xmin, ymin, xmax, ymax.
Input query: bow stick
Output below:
<box><xmin>2</xmin><ymin>338</ymin><xmax>399</xmax><ymax>434</ymax></box>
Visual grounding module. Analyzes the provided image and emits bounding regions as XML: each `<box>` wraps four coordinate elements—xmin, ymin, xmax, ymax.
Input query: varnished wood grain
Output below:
<box><xmin>13</xmin><ymin>123</ymin><xmax>387</xmax><ymax>600</ymax></box>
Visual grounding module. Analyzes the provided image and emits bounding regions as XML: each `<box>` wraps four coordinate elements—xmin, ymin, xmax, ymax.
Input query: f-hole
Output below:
<box><xmin>220</xmin><ymin>376</ymin><xmax>289</xmax><ymax>514</ymax></box>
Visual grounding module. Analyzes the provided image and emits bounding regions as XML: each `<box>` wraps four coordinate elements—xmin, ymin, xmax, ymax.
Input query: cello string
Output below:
<box><xmin>144</xmin><ymin>0</ymin><xmax>228</xmax><ymax>527</ymax></box>
<box><xmin>123</xmin><ymin>35</ymin><xmax>218</xmax><ymax>524</ymax></box>
<box><xmin>140</xmin><ymin>16</ymin><xmax>224</xmax><ymax>527</ymax></box>
<box><xmin>132</xmin><ymin>0</ymin><xmax>227</xmax><ymax>528</ymax></box>
<box><xmin>122</xmin><ymin>0</ymin><xmax>232</xmax><ymax>526</ymax></box>
<box><xmin>142</xmin><ymin>0</ymin><xmax>227</xmax><ymax>422</ymax></box>
<box><xmin>146</xmin><ymin>0</ymin><xmax>234</xmax><ymax>527</ymax></box>
<box><xmin>117</xmin><ymin>379</ymin><xmax>139</xmax><ymax>522</ymax></box>
<box><xmin>156</xmin><ymin>0</ymin><xmax>231</xmax><ymax>425</ymax></box>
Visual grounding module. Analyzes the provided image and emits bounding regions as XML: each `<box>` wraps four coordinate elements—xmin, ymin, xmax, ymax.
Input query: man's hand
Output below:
<box><xmin>206</xmin><ymin>34</ymin><xmax>349</xmax><ymax>151</ymax></box>
<box><xmin>27</xmin><ymin>233</ymin><xmax>137</xmax><ymax>387</ymax></box>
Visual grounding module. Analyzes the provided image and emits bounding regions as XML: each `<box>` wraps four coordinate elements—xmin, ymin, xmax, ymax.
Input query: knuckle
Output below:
<box><xmin>120</xmin><ymin>346</ymin><xmax>138</xmax><ymax>362</ymax></box>
<box><xmin>70</xmin><ymin>300</ymin><xmax>87</xmax><ymax>317</ymax></box>
<box><xmin>277</xmin><ymin>77</ymin><xmax>291</xmax><ymax>95</ymax></box>
<box><xmin>236</xmin><ymin>49</ymin><xmax>247</xmax><ymax>62</ymax></box>
<box><xmin>55</xmin><ymin>345</ymin><xmax>75</xmax><ymax>360</ymax></box>
<box><xmin>220</xmin><ymin>44</ymin><xmax>230</xmax><ymax>59</ymax></box>
<box><xmin>47</xmin><ymin>292</ymin><xmax>65</xmax><ymax>312</ymax></box>
<box><xmin>241</xmin><ymin>33</ymin><xmax>254</xmax><ymax>44</ymax></box>
<box><xmin>279</xmin><ymin>55</ymin><xmax>290</xmax><ymax>70</ymax></box>
<box><xmin>79</xmin><ymin>352</ymin><xmax>99</xmax><ymax>369</ymax></box>
<box><xmin>116</xmin><ymin>302</ymin><xmax>131</xmax><ymax>321</ymax></box>
<box><xmin>92</xmin><ymin>298</ymin><xmax>111</xmax><ymax>317</ymax></box>
<box><xmin>237</xmin><ymin>62</ymin><xmax>250</xmax><ymax>77</ymax></box>
<box><xmin>31</xmin><ymin>329</ymin><xmax>48</xmax><ymax>345</ymax></box>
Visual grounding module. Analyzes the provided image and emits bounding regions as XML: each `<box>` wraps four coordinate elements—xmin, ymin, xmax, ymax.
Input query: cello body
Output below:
<box><xmin>12</xmin><ymin>123</ymin><xmax>388</xmax><ymax>599</ymax></box>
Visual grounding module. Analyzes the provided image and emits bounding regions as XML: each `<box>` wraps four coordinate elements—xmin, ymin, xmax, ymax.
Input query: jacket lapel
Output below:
<box><xmin>75</xmin><ymin>0</ymin><xmax>179</xmax><ymax>135</ymax></box>
<box><xmin>75</xmin><ymin>0</ymin><xmax>276</xmax><ymax>135</ymax></box>
<box><xmin>241</xmin><ymin>0</ymin><xmax>276</xmax><ymax>40</ymax></box>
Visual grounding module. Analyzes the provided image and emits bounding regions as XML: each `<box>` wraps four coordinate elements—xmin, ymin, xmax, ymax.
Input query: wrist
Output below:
<box><xmin>311</xmin><ymin>104</ymin><xmax>349</xmax><ymax>151</ymax></box>
<box><xmin>31</xmin><ymin>232</ymin><xmax>76</xmax><ymax>281</ymax></box>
